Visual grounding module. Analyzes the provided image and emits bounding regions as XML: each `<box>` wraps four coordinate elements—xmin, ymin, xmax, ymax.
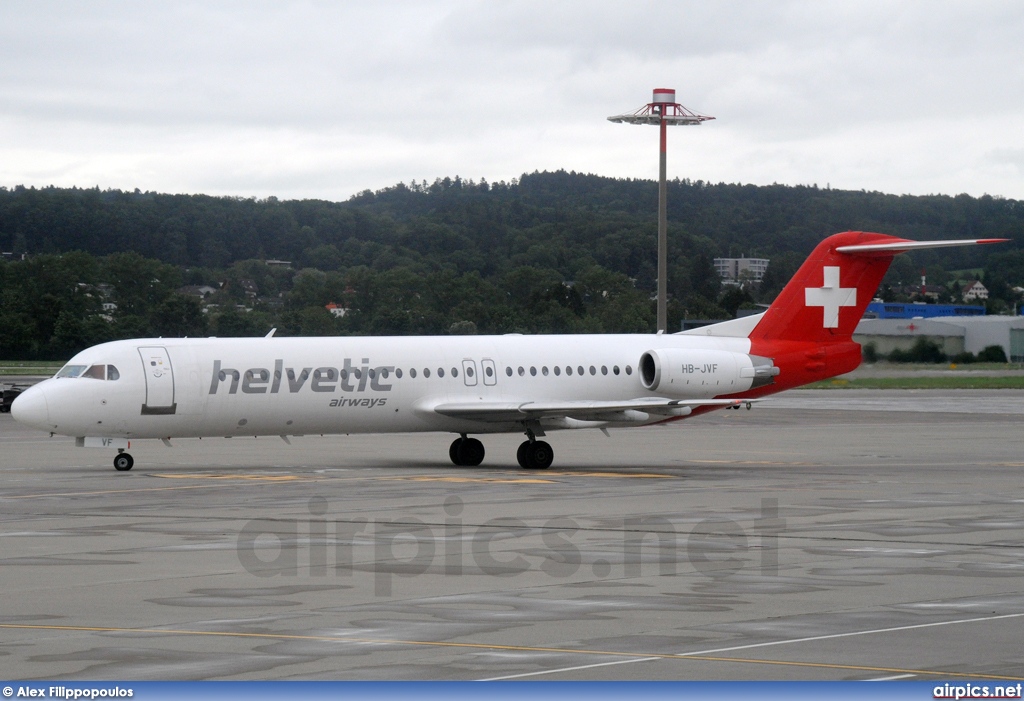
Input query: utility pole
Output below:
<box><xmin>609</xmin><ymin>89</ymin><xmax>713</xmax><ymax>332</ymax></box>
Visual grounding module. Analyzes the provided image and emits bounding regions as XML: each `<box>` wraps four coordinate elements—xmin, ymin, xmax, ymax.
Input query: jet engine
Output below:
<box><xmin>639</xmin><ymin>348</ymin><xmax>779</xmax><ymax>398</ymax></box>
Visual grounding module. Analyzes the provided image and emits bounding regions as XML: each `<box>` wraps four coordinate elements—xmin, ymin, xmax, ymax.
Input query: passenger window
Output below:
<box><xmin>542</xmin><ymin>366</ymin><xmax>549</xmax><ymax>376</ymax></box>
<box><xmin>424</xmin><ymin>368</ymin><xmax>431</xmax><ymax>378</ymax></box>
<box><xmin>438</xmin><ymin>368</ymin><xmax>445</xmax><ymax>378</ymax></box>
<box><xmin>566</xmin><ymin>366</ymin><xmax>572</xmax><ymax>376</ymax></box>
<box><xmin>466</xmin><ymin>366</ymin><xmax>474</xmax><ymax>377</ymax></box>
<box><xmin>589</xmin><ymin>366</ymin><xmax>596</xmax><ymax>375</ymax></box>
<box><xmin>625</xmin><ymin>365</ymin><xmax>632</xmax><ymax>375</ymax></box>
<box><xmin>410</xmin><ymin>368</ymin><xmax>417</xmax><ymax>378</ymax></box>
<box><xmin>518</xmin><ymin>366</ymin><xmax>525</xmax><ymax>376</ymax></box>
<box><xmin>341</xmin><ymin>369</ymin><xmax>349</xmax><ymax>380</ymax></box>
<box><xmin>578</xmin><ymin>366</ymin><xmax>584</xmax><ymax>376</ymax></box>
<box><xmin>485</xmin><ymin>366</ymin><xmax>493</xmax><ymax>377</ymax></box>
<box><xmin>107</xmin><ymin>365</ymin><xmax>120</xmax><ymax>381</ymax></box>
<box><xmin>554</xmin><ymin>366</ymin><xmax>561</xmax><ymax>376</ymax></box>
<box><xmin>452</xmin><ymin>368</ymin><xmax>458</xmax><ymax>378</ymax></box>
<box><xmin>530</xmin><ymin>367</ymin><xmax>537</xmax><ymax>376</ymax></box>
<box><xmin>395</xmin><ymin>368</ymin><xmax>403</xmax><ymax>378</ymax></box>
<box><xmin>601</xmin><ymin>366</ymin><xmax>608</xmax><ymax>375</ymax></box>
<box><xmin>369</xmin><ymin>369</ymin><xmax>376</xmax><ymax>379</ymax></box>
<box><xmin>506</xmin><ymin>367</ymin><xmax>513</xmax><ymax>377</ymax></box>
<box><xmin>613</xmin><ymin>365</ymin><xmax>620</xmax><ymax>375</ymax></box>
<box><xmin>83</xmin><ymin>365</ymin><xmax>106</xmax><ymax>380</ymax></box>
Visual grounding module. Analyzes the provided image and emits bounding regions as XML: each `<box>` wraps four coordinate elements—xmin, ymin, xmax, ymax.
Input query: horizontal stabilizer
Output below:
<box><xmin>836</xmin><ymin>238</ymin><xmax>1008</xmax><ymax>256</ymax></box>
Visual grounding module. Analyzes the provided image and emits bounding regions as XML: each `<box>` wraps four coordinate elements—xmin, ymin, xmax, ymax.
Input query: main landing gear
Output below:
<box><xmin>449</xmin><ymin>435</ymin><xmax>485</xmax><ymax>467</ymax></box>
<box><xmin>113</xmin><ymin>450</ymin><xmax>134</xmax><ymax>471</ymax></box>
<box><xmin>516</xmin><ymin>438</ymin><xmax>553</xmax><ymax>470</ymax></box>
<box><xmin>448</xmin><ymin>432</ymin><xmax>554</xmax><ymax>469</ymax></box>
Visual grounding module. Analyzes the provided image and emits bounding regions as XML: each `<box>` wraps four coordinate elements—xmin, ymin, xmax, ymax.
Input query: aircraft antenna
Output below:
<box><xmin>609</xmin><ymin>89</ymin><xmax>714</xmax><ymax>333</ymax></box>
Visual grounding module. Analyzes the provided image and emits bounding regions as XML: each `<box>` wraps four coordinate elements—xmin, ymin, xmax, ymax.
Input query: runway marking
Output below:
<box><xmin>379</xmin><ymin>472</ymin><xmax>675</xmax><ymax>483</ymax></box>
<box><xmin>481</xmin><ymin>657</ymin><xmax>663</xmax><ymax>679</ymax></box>
<box><xmin>1</xmin><ymin>469</ymin><xmax>668</xmax><ymax>498</ymax></box>
<box><xmin>1</xmin><ymin>471</ymin><xmax>355</xmax><ymax>498</ymax></box>
<box><xmin>1</xmin><ymin>484</ymin><xmax>241</xmax><ymax>499</ymax></box>
<box><xmin>867</xmin><ymin>674</ymin><xmax>918</xmax><ymax>681</ymax></box>
<box><xmin>378</xmin><ymin>475</ymin><xmax>547</xmax><ymax>484</ymax></box>
<box><xmin>684</xmin><ymin>459</ymin><xmax>816</xmax><ymax>467</ymax></box>
<box><xmin>482</xmin><ymin>610</ymin><xmax>1024</xmax><ymax>680</ymax></box>
<box><xmin>481</xmin><ymin>655</ymin><xmax>968</xmax><ymax>681</ymax></box>
<box><xmin>3</xmin><ymin>617</ymin><xmax>1024</xmax><ymax>682</ymax></box>
<box><xmin>543</xmin><ymin>471</ymin><xmax>675</xmax><ymax>479</ymax></box>
<box><xmin>151</xmin><ymin>473</ymin><xmax>308</xmax><ymax>482</ymax></box>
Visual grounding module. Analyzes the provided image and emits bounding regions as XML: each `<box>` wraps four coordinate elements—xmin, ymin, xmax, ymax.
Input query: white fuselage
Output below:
<box><xmin>14</xmin><ymin>334</ymin><xmax>756</xmax><ymax>440</ymax></box>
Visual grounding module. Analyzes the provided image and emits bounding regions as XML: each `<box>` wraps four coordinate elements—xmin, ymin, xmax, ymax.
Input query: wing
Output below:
<box><xmin>431</xmin><ymin>397</ymin><xmax>760</xmax><ymax>423</ymax></box>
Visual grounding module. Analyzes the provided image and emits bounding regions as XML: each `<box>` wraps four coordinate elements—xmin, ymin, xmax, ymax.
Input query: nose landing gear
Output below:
<box><xmin>113</xmin><ymin>450</ymin><xmax>134</xmax><ymax>472</ymax></box>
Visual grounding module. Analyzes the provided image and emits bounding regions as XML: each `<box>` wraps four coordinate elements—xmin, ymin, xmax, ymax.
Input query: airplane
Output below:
<box><xmin>11</xmin><ymin>231</ymin><xmax>1005</xmax><ymax>472</ymax></box>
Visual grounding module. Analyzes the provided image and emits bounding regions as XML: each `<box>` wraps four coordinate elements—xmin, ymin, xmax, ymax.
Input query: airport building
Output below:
<box><xmin>854</xmin><ymin>315</ymin><xmax>1024</xmax><ymax>361</ymax></box>
<box><xmin>863</xmin><ymin>302</ymin><xmax>985</xmax><ymax>319</ymax></box>
<box><xmin>714</xmin><ymin>257</ymin><xmax>769</xmax><ymax>284</ymax></box>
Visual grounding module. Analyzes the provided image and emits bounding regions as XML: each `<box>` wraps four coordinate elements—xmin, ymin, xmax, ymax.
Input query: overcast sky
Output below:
<box><xmin>2</xmin><ymin>1</ymin><xmax>1022</xmax><ymax>201</ymax></box>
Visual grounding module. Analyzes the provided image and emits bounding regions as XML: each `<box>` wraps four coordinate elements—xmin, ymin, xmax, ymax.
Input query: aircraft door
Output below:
<box><xmin>138</xmin><ymin>346</ymin><xmax>177</xmax><ymax>415</ymax></box>
<box><xmin>462</xmin><ymin>359</ymin><xmax>478</xmax><ymax>387</ymax></box>
<box><xmin>481</xmin><ymin>358</ymin><xmax>497</xmax><ymax>386</ymax></box>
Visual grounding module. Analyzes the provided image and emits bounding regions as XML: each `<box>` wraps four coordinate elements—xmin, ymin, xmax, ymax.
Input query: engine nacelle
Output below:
<box><xmin>639</xmin><ymin>348</ymin><xmax>779</xmax><ymax>398</ymax></box>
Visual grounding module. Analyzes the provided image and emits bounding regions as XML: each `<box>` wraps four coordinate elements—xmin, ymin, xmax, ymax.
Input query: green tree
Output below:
<box><xmin>689</xmin><ymin>252</ymin><xmax>720</xmax><ymax>301</ymax></box>
<box><xmin>151</xmin><ymin>295</ymin><xmax>209</xmax><ymax>337</ymax></box>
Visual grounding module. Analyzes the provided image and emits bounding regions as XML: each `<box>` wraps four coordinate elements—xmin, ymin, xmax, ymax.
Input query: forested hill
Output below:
<box><xmin>2</xmin><ymin>172</ymin><xmax>1022</xmax><ymax>273</ymax></box>
<box><xmin>2</xmin><ymin>171</ymin><xmax>1024</xmax><ymax>359</ymax></box>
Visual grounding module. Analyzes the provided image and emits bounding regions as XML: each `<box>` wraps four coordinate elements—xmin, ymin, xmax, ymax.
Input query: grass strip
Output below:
<box><xmin>0</xmin><ymin>362</ymin><xmax>63</xmax><ymax>376</ymax></box>
<box><xmin>807</xmin><ymin>376</ymin><xmax>1024</xmax><ymax>390</ymax></box>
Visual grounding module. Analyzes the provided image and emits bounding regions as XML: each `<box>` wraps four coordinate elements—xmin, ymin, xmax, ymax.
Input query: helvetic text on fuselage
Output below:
<box><xmin>210</xmin><ymin>359</ymin><xmax>395</xmax><ymax>395</ymax></box>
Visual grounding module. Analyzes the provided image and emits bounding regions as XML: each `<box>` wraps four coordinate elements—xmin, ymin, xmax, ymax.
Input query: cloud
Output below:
<box><xmin>1</xmin><ymin>0</ymin><xmax>1023</xmax><ymax>199</ymax></box>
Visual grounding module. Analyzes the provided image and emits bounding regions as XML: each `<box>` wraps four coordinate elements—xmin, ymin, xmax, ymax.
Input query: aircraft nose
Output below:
<box><xmin>11</xmin><ymin>384</ymin><xmax>51</xmax><ymax>430</ymax></box>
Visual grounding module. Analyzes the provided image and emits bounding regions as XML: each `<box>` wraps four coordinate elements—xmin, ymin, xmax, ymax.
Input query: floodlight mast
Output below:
<box><xmin>608</xmin><ymin>89</ymin><xmax>714</xmax><ymax>333</ymax></box>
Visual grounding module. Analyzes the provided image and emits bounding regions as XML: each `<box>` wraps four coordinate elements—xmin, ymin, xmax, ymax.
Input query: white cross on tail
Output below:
<box><xmin>804</xmin><ymin>266</ymin><xmax>856</xmax><ymax>328</ymax></box>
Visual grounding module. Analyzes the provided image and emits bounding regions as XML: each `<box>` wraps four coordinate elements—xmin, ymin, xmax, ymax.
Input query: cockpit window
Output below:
<box><xmin>55</xmin><ymin>364</ymin><xmax>120</xmax><ymax>380</ymax></box>
<box><xmin>82</xmin><ymin>365</ymin><xmax>106</xmax><ymax>379</ymax></box>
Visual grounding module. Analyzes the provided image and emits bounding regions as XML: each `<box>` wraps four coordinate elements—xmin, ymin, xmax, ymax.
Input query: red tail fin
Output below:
<box><xmin>739</xmin><ymin>231</ymin><xmax>1005</xmax><ymax>393</ymax></box>
<box><xmin>749</xmin><ymin>231</ymin><xmax>909</xmax><ymax>345</ymax></box>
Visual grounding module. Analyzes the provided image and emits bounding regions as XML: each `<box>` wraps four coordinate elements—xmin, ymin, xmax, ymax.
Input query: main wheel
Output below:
<box><xmin>516</xmin><ymin>441</ymin><xmax>530</xmax><ymax>468</ymax></box>
<box><xmin>519</xmin><ymin>440</ymin><xmax>553</xmax><ymax>470</ymax></box>
<box><xmin>457</xmin><ymin>437</ymin><xmax>485</xmax><ymax>467</ymax></box>
<box><xmin>449</xmin><ymin>438</ymin><xmax>464</xmax><ymax>466</ymax></box>
<box><xmin>113</xmin><ymin>453</ymin><xmax>134</xmax><ymax>471</ymax></box>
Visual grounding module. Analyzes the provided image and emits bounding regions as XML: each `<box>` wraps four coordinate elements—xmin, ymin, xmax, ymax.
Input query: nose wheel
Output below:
<box><xmin>113</xmin><ymin>452</ymin><xmax>134</xmax><ymax>471</ymax></box>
